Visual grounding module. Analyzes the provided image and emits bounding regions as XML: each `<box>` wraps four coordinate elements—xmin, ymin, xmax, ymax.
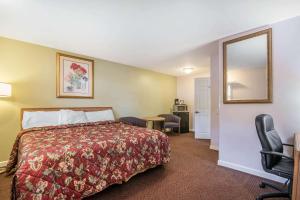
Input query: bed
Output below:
<box><xmin>6</xmin><ymin>107</ymin><xmax>171</xmax><ymax>200</ymax></box>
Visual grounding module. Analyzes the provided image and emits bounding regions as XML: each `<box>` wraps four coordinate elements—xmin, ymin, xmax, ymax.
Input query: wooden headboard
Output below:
<box><xmin>20</xmin><ymin>107</ymin><xmax>112</xmax><ymax>129</ymax></box>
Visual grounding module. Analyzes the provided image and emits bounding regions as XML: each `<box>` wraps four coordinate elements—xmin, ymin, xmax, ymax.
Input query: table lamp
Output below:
<box><xmin>0</xmin><ymin>82</ymin><xmax>12</xmax><ymax>97</ymax></box>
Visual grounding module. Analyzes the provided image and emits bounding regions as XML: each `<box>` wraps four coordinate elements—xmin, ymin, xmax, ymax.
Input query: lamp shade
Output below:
<box><xmin>0</xmin><ymin>82</ymin><xmax>12</xmax><ymax>97</ymax></box>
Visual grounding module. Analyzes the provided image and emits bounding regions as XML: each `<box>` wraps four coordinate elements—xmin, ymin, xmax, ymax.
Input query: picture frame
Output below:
<box><xmin>56</xmin><ymin>53</ymin><xmax>94</xmax><ymax>98</ymax></box>
<box><xmin>223</xmin><ymin>29</ymin><xmax>272</xmax><ymax>104</ymax></box>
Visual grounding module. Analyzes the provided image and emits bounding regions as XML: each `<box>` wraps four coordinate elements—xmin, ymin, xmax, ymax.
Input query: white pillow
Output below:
<box><xmin>85</xmin><ymin>110</ymin><xmax>115</xmax><ymax>123</ymax></box>
<box><xmin>22</xmin><ymin>111</ymin><xmax>60</xmax><ymax>129</ymax></box>
<box><xmin>59</xmin><ymin>110</ymin><xmax>88</xmax><ymax>125</ymax></box>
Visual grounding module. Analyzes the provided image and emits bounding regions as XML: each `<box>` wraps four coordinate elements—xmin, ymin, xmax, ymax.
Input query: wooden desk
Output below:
<box><xmin>293</xmin><ymin>133</ymin><xmax>300</xmax><ymax>200</ymax></box>
<box><xmin>143</xmin><ymin>116</ymin><xmax>165</xmax><ymax>130</ymax></box>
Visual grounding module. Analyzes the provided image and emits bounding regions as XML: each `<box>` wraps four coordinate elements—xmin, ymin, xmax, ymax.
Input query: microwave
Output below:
<box><xmin>173</xmin><ymin>104</ymin><xmax>188</xmax><ymax>112</ymax></box>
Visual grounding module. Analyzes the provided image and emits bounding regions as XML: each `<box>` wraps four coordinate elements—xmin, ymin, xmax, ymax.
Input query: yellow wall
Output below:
<box><xmin>0</xmin><ymin>37</ymin><xmax>176</xmax><ymax>161</ymax></box>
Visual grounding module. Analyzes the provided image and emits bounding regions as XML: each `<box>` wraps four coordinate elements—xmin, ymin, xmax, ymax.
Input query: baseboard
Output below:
<box><xmin>189</xmin><ymin>129</ymin><xmax>194</xmax><ymax>132</ymax></box>
<box><xmin>209</xmin><ymin>144</ymin><xmax>219</xmax><ymax>151</ymax></box>
<box><xmin>218</xmin><ymin>160</ymin><xmax>287</xmax><ymax>183</ymax></box>
<box><xmin>195</xmin><ymin>133</ymin><xmax>210</xmax><ymax>139</ymax></box>
<box><xmin>0</xmin><ymin>161</ymin><xmax>8</xmax><ymax>168</ymax></box>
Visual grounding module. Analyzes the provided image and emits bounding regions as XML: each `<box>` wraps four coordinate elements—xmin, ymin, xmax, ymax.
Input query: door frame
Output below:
<box><xmin>194</xmin><ymin>77</ymin><xmax>211</xmax><ymax>139</ymax></box>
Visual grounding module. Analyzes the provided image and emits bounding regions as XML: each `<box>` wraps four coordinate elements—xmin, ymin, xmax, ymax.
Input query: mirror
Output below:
<box><xmin>223</xmin><ymin>29</ymin><xmax>272</xmax><ymax>103</ymax></box>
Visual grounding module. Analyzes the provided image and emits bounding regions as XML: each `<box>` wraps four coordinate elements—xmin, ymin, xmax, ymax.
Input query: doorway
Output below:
<box><xmin>194</xmin><ymin>77</ymin><xmax>211</xmax><ymax>139</ymax></box>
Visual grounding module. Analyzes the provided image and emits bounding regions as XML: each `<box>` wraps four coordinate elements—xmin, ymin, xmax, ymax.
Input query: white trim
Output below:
<box><xmin>218</xmin><ymin>160</ymin><xmax>287</xmax><ymax>183</ymax></box>
<box><xmin>0</xmin><ymin>160</ymin><xmax>8</xmax><ymax>167</ymax></box>
<box><xmin>189</xmin><ymin>129</ymin><xmax>195</xmax><ymax>132</ymax></box>
<box><xmin>195</xmin><ymin>133</ymin><xmax>210</xmax><ymax>139</ymax></box>
<box><xmin>209</xmin><ymin>144</ymin><xmax>219</xmax><ymax>151</ymax></box>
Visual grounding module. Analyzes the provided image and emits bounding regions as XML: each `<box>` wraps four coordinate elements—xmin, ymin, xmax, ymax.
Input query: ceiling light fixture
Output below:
<box><xmin>182</xmin><ymin>67</ymin><xmax>194</xmax><ymax>74</ymax></box>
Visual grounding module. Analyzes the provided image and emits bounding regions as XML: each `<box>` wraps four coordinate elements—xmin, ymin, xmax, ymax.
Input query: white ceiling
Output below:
<box><xmin>0</xmin><ymin>0</ymin><xmax>299</xmax><ymax>76</ymax></box>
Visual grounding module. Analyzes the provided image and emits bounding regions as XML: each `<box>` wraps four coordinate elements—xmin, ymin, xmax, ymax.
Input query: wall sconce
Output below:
<box><xmin>0</xmin><ymin>82</ymin><xmax>12</xmax><ymax>97</ymax></box>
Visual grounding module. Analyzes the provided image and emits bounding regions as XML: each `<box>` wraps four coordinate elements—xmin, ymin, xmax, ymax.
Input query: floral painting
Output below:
<box><xmin>64</xmin><ymin>62</ymin><xmax>88</xmax><ymax>92</ymax></box>
<box><xmin>57</xmin><ymin>53</ymin><xmax>94</xmax><ymax>98</ymax></box>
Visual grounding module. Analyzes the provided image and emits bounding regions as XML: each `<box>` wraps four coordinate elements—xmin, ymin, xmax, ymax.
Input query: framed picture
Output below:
<box><xmin>56</xmin><ymin>53</ymin><xmax>94</xmax><ymax>98</ymax></box>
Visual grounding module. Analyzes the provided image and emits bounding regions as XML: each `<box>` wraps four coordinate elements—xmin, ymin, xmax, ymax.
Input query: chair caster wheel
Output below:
<box><xmin>259</xmin><ymin>183</ymin><xmax>266</xmax><ymax>188</ymax></box>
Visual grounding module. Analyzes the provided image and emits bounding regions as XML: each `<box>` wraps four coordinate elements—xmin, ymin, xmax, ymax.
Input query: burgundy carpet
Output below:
<box><xmin>0</xmin><ymin>133</ymin><xmax>285</xmax><ymax>200</ymax></box>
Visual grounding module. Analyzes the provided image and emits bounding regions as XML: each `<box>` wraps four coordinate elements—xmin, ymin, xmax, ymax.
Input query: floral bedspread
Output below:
<box><xmin>6</xmin><ymin>121</ymin><xmax>170</xmax><ymax>200</ymax></box>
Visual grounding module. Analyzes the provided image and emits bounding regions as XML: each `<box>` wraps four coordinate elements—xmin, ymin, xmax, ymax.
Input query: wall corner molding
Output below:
<box><xmin>217</xmin><ymin>160</ymin><xmax>287</xmax><ymax>183</ymax></box>
<box><xmin>209</xmin><ymin>144</ymin><xmax>219</xmax><ymax>151</ymax></box>
<box><xmin>195</xmin><ymin>133</ymin><xmax>210</xmax><ymax>139</ymax></box>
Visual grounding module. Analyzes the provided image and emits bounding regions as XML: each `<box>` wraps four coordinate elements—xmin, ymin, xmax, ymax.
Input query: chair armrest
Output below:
<box><xmin>260</xmin><ymin>150</ymin><xmax>294</xmax><ymax>161</ymax></box>
<box><xmin>283</xmin><ymin>143</ymin><xmax>294</xmax><ymax>147</ymax></box>
<box><xmin>119</xmin><ymin>117</ymin><xmax>147</xmax><ymax>128</ymax></box>
<box><xmin>173</xmin><ymin>115</ymin><xmax>181</xmax><ymax>123</ymax></box>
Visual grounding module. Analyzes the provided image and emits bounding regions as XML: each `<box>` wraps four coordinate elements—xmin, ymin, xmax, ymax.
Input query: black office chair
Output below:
<box><xmin>255</xmin><ymin>114</ymin><xmax>294</xmax><ymax>200</ymax></box>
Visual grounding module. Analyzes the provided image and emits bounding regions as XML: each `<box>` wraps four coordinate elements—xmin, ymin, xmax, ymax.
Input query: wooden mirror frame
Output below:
<box><xmin>223</xmin><ymin>28</ymin><xmax>273</xmax><ymax>104</ymax></box>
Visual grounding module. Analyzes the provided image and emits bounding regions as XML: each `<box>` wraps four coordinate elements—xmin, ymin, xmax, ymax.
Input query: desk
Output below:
<box><xmin>143</xmin><ymin>116</ymin><xmax>165</xmax><ymax>130</ymax></box>
<box><xmin>293</xmin><ymin>133</ymin><xmax>300</xmax><ymax>200</ymax></box>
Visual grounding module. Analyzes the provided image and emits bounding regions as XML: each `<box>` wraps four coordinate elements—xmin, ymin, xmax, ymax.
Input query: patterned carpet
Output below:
<box><xmin>0</xmin><ymin>133</ymin><xmax>285</xmax><ymax>200</ymax></box>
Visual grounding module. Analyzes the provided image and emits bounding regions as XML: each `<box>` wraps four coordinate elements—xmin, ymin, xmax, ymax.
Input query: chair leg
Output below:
<box><xmin>257</xmin><ymin>180</ymin><xmax>291</xmax><ymax>200</ymax></box>
<box><xmin>260</xmin><ymin>181</ymin><xmax>284</xmax><ymax>192</ymax></box>
<box><xmin>256</xmin><ymin>192</ymin><xmax>290</xmax><ymax>200</ymax></box>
